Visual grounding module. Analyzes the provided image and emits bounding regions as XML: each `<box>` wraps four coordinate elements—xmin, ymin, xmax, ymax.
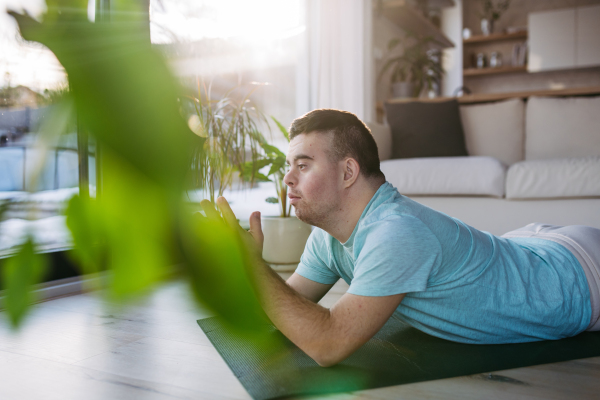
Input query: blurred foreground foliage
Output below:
<box><xmin>2</xmin><ymin>0</ymin><xmax>267</xmax><ymax>333</ymax></box>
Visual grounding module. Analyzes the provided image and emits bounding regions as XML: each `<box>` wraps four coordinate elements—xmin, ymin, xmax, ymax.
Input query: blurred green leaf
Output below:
<box><xmin>9</xmin><ymin>5</ymin><xmax>196</xmax><ymax>193</ymax></box>
<box><xmin>66</xmin><ymin>194</ymin><xmax>104</xmax><ymax>276</ymax></box>
<box><xmin>100</xmin><ymin>151</ymin><xmax>173</xmax><ymax>299</ymax></box>
<box><xmin>7</xmin><ymin>1</ymin><xmax>267</xmax><ymax>333</ymax></box>
<box><xmin>2</xmin><ymin>238</ymin><xmax>48</xmax><ymax>328</ymax></box>
<box><xmin>265</xmin><ymin>197</ymin><xmax>279</xmax><ymax>204</ymax></box>
<box><xmin>181</xmin><ymin>214</ymin><xmax>267</xmax><ymax>330</ymax></box>
<box><xmin>387</xmin><ymin>37</ymin><xmax>400</xmax><ymax>51</ymax></box>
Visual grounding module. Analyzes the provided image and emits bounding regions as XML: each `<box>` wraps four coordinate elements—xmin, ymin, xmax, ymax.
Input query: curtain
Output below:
<box><xmin>299</xmin><ymin>0</ymin><xmax>371</xmax><ymax>121</ymax></box>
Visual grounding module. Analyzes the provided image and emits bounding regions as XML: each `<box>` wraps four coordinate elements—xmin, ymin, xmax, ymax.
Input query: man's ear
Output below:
<box><xmin>342</xmin><ymin>158</ymin><xmax>360</xmax><ymax>188</ymax></box>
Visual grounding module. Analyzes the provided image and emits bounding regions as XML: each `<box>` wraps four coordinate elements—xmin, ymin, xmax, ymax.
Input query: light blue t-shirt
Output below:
<box><xmin>295</xmin><ymin>182</ymin><xmax>592</xmax><ymax>344</ymax></box>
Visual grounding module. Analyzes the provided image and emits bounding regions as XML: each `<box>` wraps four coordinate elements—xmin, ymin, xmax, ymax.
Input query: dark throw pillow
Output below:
<box><xmin>384</xmin><ymin>99</ymin><xmax>468</xmax><ymax>159</ymax></box>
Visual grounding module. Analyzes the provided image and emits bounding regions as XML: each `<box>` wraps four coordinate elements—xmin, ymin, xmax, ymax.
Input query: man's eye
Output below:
<box><xmin>298</xmin><ymin>164</ymin><xmax>306</xmax><ymax>170</ymax></box>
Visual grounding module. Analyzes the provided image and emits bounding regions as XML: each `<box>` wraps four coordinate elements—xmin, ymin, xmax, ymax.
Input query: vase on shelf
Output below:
<box><xmin>481</xmin><ymin>18</ymin><xmax>493</xmax><ymax>36</ymax></box>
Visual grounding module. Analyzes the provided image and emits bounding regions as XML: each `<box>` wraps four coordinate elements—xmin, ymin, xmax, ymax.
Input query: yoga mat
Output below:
<box><xmin>198</xmin><ymin>315</ymin><xmax>600</xmax><ymax>400</ymax></box>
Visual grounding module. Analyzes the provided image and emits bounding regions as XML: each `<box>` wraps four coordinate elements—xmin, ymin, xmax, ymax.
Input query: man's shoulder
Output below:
<box><xmin>358</xmin><ymin>195</ymin><xmax>417</xmax><ymax>230</ymax></box>
<box><xmin>355</xmin><ymin>199</ymin><xmax>441</xmax><ymax>250</ymax></box>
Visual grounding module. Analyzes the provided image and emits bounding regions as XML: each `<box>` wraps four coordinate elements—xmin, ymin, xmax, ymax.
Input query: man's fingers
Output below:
<box><xmin>200</xmin><ymin>199</ymin><xmax>221</xmax><ymax>220</ymax></box>
<box><xmin>192</xmin><ymin>211</ymin><xmax>207</xmax><ymax>222</ymax></box>
<box><xmin>216</xmin><ymin>196</ymin><xmax>240</xmax><ymax>229</ymax></box>
<box><xmin>249</xmin><ymin>211</ymin><xmax>263</xmax><ymax>237</ymax></box>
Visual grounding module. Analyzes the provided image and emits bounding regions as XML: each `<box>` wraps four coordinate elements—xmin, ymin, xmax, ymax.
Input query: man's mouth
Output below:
<box><xmin>288</xmin><ymin>193</ymin><xmax>301</xmax><ymax>204</ymax></box>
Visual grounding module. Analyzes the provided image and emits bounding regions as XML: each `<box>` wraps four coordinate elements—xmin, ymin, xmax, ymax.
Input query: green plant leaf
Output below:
<box><xmin>2</xmin><ymin>238</ymin><xmax>48</xmax><ymax>328</ymax></box>
<box><xmin>271</xmin><ymin>116</ymin><xmax>290</xmax><ymax>142</ymax></box>
<box><xmin>387</xmin><ymin>37</ymin><xmax>401</xmax><ymax>51</ymax></box>
<box><xmin>267</xmin><ymin>156</ymin><xmax>286</xmax><ymax>177</ymax></box>
<box><xmin>260</xmin><ymin>142</ymin><xmax>285</xmax><ymax>158</ymax></box>
<box><xmin>265</xmin><ymin>197</ymin><xmax>279</xmax><ymax>204</ymax></box>
<box><xmin>252</xmin><ymin>172</ymin><xmax>271</xmax><ymax>182</ymax></box>
<box><xmin>238</xmin><ymin>158</ymin><xmax>272</xmax><ymax>183</ymax></box>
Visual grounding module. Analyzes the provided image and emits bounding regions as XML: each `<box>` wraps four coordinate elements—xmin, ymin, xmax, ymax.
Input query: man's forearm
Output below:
<box><xmin>248</xmin><ymin>259</ymin><xmax>336</xmax><ymax>365</ymax></box>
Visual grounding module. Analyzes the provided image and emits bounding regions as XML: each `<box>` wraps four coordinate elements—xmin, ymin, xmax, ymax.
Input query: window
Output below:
<box><xmin>150</xmin><ymin>0</ymin><xmax>307</xmax><ymax>219</ymax></box>
<box><xmin>0</xmin><ymin>0</ymin><xmax>85</xmax><ymax>261</ymax></box>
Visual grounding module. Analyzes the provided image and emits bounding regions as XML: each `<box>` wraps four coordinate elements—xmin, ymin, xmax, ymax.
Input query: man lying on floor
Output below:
<box><xmin>206</xmin><ymin>108</ymin><xmax>600</xmax><ymax>367</ymax></box>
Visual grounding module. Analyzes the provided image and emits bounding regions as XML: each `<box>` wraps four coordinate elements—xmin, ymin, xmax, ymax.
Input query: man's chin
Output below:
<box><xmin>293</xmin><ymin>207</ymin><xmax>318</xmax><ymax>227</ymax></box>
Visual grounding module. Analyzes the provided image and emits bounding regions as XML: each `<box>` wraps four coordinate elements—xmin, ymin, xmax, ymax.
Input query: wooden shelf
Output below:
<box><xmin>382</xmin><ymin>86</ymin><xmax>600</xmax><ymax>106</ymax></box>
<box><xmin>380</xmin><ymin>0</ymin><xmax>454</xmax><ymax>48</ymax></box>
<box><xmin>463</xmin><ymin>65</ymin><xmax>527</xmax><ymax>76</ymax></box>
<box><xmin>463</xmin><ymin>31</ymin><xmax>528</xmax><ymax>45</ymax></box>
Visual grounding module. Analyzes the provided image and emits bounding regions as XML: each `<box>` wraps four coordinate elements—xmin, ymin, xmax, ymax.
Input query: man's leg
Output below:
<box><xmin>502</xmin><ymin>223</ymin><xmax>600</xmax><ymax>331</ymax></box>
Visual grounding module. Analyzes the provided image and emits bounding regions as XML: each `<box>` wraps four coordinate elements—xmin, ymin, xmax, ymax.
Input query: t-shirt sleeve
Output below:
<box><xmin>348</xmin><ymin>215</ymin><xmax>442</xmax><ymax>297</ymax></box>
<box><xmin>295</xmin><ymin>229</ymin><xmax>340</xmax><ymax>285</ymax></box>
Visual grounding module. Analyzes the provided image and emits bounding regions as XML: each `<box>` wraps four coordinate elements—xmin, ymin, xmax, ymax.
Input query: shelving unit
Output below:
<box><xmin>463</xmin><ymin>31</ymin><xmax>527</xmax><ymax>44</ymax></box>
<box><xmin>380</xmin><ymin>0</ymin><xmax>454</xmax><ymax>48</ymax></box>
<box><xmin>463</xmin><ymin>65</ymin><xmax>527</xmax><ymax>76</ymax></box>
<box><xmin>378</xmin><ymin>86</ymin><xmax>600</xmax><ymax>111</ymax></box>
<box><xmin>462</xmin><ymin>30</ymin><xmax>528</xmax><ymax>78</ymax></box>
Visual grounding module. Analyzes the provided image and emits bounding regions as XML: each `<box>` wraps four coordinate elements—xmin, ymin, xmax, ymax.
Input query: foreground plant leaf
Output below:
<box><xmin>66</xmin><ymin>194</ymin><xmax>104</xmax><ymax>277</ymax></box>
<box><xmin>180</xmin><ymin>212</ymin><xmax>268</xmax><ymax>331</ymax></box>
<box><xmin>2</xmin><ymin>239</ymin><xmax>48</xmax><ymax>328</ymax></box>
<box><xmin>8</xmin><ymin>0</ymin><xmax>265</xmax><ymax>331</ymax></box>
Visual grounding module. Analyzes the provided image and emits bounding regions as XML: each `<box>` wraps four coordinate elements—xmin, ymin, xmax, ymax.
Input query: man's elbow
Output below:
<box><xmin>308</xmin><ymin>345</ymin><xmax>349</xmax><ymax>368</ymax></box>
<box><xmin>314</xmin><ymin>356</ymin><xmax>341</xmax><ymax>368</ymax></box>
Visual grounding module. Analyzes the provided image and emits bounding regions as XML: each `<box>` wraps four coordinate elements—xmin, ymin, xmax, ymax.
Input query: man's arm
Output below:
<box><xmin>212</xmin><ymin>198</ymin><xmax>406</xmax><ymax>367</ymax></box>
<box><xmin>286</xmin><ymin>272</ymin><xmax>334</xmax><ymax>303</ymax></box>
<box><xmin>252</xmin><ymin>263</ymin><xmax>405</xmax><ymax>366</ymax></box>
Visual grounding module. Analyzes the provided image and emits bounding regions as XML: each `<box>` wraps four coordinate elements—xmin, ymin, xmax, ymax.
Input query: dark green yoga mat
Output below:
<box><xmin>197</xmin><ymin>315</ymin><xmax>600</xmax><ymax>400</ymax></box>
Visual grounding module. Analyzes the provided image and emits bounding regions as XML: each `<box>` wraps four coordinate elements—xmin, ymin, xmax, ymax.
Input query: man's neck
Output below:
<box><xmin>321</xmin><ymin>180</ymin><xmax>384</xmax><ymax>244</ymax></box>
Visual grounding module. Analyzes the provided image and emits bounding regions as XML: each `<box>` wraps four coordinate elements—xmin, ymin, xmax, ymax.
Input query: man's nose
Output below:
<box><xmin>283</xmin><ymin>169</ymin><xmax>294</xmax><ymax>187</ymax></box>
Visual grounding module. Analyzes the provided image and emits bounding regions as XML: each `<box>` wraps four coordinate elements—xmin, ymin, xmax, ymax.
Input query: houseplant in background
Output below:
<box><xmin>479</xmin><ymin>0</ymin><xmax>511</xmax><ymax>35</ymax></box>
<box><xmin>378</xmin><ymin>32</ymin><xmax>444</xmax><ymax>99</ymax></box>
<box><xmin>187</xmin><ymin>82</ymin><xmax>268</xmax><ymax>203</ymax></box>
<box><xmin>239</xmin><ymin>117</ymin><xmax>311</xmax><ymax>270</ymax></box>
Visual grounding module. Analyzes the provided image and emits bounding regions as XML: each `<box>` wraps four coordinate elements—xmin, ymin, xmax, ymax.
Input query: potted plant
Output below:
<box><xmin>238</xmin><ymin>117</ymin><xmax>311</xmax><ymax>269</ymax></box>
<box><xmin>378</xmin><ymin>32</ymin><xmax>444</xmax><ymax>99</ymax></box>
<box><xmin>479</xmin><ymin>0</ymin><xmax>511</xmax><ymax>36</ymax></box>
<box><xmin>187</xmin><ymin>82</ymin><xmax>267</xmax><ymax>203</ymax></box>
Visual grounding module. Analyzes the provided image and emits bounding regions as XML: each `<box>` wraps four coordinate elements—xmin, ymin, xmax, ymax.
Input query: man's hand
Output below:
<box><xmin>200</xmin><ymin>197</ymin><xmax>263</xmax><ymax>261</ymax></box>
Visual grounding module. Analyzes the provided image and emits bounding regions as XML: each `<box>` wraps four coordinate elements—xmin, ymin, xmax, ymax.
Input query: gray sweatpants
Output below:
<box><xmin>502</xmin><ymin>223</ymin><xmax>600</xmax><ymax>332</ymax></box>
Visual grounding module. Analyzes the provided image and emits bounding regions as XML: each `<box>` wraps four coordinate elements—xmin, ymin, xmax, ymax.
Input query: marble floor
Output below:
<box><xmin>1</xmin><ymin>274</ymin><xmax>599</xmax><ymax>400</ymax></box>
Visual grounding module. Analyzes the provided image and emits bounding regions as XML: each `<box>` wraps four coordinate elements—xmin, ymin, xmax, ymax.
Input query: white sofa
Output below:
<box><xmin>369</xmin><ymin>96</ymin><xmax>600</xmax><ymax>235</ymax></box>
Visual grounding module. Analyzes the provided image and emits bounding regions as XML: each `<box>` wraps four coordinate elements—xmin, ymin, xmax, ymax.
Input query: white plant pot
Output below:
<box><xmin>261</xmin><ymin>216</ymin><xmax>312</xmax><ymax>269</ymax></box>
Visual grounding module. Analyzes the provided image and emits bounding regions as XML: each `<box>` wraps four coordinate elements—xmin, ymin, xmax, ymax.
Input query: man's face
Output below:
<box><xmin>284</xmin><ymin>132</ymin><xmax>342</xmax><ymax>226</ymax></box>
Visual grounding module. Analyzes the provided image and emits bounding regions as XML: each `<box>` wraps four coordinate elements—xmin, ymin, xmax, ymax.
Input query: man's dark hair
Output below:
<box><xmin>289</xmin><ymin>109</ymin><xmax>385</xmax><ymax>180</ymax></box>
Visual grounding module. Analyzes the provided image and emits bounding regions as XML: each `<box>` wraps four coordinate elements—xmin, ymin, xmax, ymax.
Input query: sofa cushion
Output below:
<box><xmin>459</xmin><ymin>98</ymin><xmax>525</xmax><ymax>166</ymax></box>
<box><xmin>526</xmin><ymin>96</ymin><xmax>600</xmax><ymax>160</ymax></box>
<box><xmin>506</xmin><ymin>156</ymin><xmax>600</xmax><ymax>199</ymax></box>
<box><xmin>384</xmin><ymin>99</ymin><xmax>468</xmax><ymax>159</ymax></box>
<box><xmin>381</xmin><ymin>156</ymin><xmax>506</xmax><ymax>197</ymax></box>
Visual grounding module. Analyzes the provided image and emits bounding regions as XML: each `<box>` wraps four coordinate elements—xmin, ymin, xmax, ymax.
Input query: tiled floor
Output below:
<box><xmin>1</xmin><ymin>274</ymin><xmax>599</xmax><ymax>399</ymax></box>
